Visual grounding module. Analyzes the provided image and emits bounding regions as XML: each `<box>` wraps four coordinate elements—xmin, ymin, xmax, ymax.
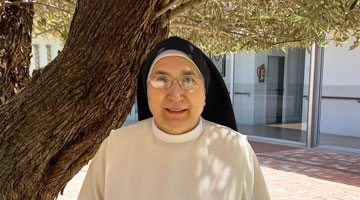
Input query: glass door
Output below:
<box><xmin>232</xmin><ymin>48</ymin><xmax>310</xmax><ymax>143</ymax></box>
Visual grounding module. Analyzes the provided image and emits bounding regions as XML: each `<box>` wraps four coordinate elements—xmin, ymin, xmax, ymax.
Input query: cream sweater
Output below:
<box><xmin>78</xmin><ymin>118</ymin><xmax>269</xmax><ymax>200</ymax></box>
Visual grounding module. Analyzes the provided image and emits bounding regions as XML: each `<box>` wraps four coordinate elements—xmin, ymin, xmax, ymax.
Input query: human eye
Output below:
<box><xmin>182</xmin><ymin>75</ymin><xmax>197</xmax><ymax>84</ymax></box>
<box><xmin>149</xmin><ymin>74</ymin><xmax>171</xmax><ymax>89</ymax></box>
<box><xmin>180</xmin><ymin>75</ymin><xmax>200</xmax><ymax>90</ymax></box>
<box><xmin>155</xmin><ymin>75</ymin><xmax>170</xmax><ymax>83</ymax></box>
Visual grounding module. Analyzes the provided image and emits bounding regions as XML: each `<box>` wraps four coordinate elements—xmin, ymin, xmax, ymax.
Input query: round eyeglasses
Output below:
<box><xmin>148</xmin><ymin>74</ymin><xmax>202</xmax><ymax>90</ymax></box>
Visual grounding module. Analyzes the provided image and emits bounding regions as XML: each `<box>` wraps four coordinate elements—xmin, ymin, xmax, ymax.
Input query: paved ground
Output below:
<box><xmin>258</xmin><ymin>148</ymin><xmax>360</xmax><ymax>200</ymax></box>
<box><xmin>58</xmin><ymin>144</ymin><xmax>360</xmax><ymax>200</ymax></box>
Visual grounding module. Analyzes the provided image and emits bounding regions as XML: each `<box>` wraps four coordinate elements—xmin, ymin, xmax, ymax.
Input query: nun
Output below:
<box><xmin>79</xmin><ymin>37</ymin><xmax>270</xmax><ymax>200</ymax></box>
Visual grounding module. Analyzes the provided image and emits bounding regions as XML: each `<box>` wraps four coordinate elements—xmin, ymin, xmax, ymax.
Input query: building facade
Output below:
<box><xmin>30</xmin><ymin>37</ymin><xmax>63</xmax><ymax>75</ymax></box>
<box><xmin>30</xmin><ymin>37</ymin><xmax>360</xmax><ymax>153</ymax></box>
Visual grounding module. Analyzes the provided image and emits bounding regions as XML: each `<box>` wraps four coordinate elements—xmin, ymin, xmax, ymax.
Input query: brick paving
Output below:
<box><xmin>258</xmin><ymin>148</ymin><xmax>360</xmax><ymax>200</ymax></box>
<box><xmin>58</xmin><ymin>148</ymin><xmax>360</xmax><ymax>200</ymax></box>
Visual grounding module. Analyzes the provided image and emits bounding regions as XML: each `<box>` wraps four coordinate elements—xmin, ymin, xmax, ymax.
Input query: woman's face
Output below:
<box><xmin>147</xmin><ymin>56</ymin><xmax>206</xmax><ymax>135</ymax></box>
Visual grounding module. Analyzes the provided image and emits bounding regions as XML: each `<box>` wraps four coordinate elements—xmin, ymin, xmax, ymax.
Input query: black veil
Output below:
<box><xmin>137</xmin><ymin>37</ymin><xmax>237</xmax><ymax>131</ymax></box>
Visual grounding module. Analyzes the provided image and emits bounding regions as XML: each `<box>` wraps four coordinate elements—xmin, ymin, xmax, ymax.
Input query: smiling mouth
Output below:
<box><xmin>165</xmin><ymin>108</ymin><xmax>188</xmax><ymax>114</ymax></box>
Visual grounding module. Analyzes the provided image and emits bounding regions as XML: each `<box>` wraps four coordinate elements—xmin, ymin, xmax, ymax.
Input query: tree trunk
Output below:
<box><xmin>0</xmin><ymin>0</ymin><xmax>169</xmax><ymax>199</ymax></box>
<box><xmin>0</xmin><ymin>0</ymin><xmax>33</xmax><ymax>106</ymax></box>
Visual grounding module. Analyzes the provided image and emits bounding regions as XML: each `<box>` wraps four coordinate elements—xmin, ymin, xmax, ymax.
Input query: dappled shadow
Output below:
<box><xmin>256</xmin><ymin>148</ymin><xmax>360</xmax><ymax>188</ymax></box>
<box><xmin>59</xmin><ymin>123</ymin><xmax>268</xmax><ymax>199</ymax></box>
<box><xmin>193</xmin><ymin>125</ymin><xmax>248</xmax><ymax>199</ymax></box>
<box><xmin>147</xmin><ymin>124</ymin><xmax>263</xmax><ymax>199</ymax></box>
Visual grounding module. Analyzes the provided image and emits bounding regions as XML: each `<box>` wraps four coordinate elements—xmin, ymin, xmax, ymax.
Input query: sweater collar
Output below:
<box><xmin>152</xmin><ymin>117</ymin><xmax>204</xmax><ymax>143</ymax></box>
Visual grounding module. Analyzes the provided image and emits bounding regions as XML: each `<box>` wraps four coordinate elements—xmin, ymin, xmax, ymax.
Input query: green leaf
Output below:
<box><xmin>31</xmin><ymin>0</ymin><xmax>360</xmax><ymax>53</ymax></box>
<box><xmin>350</xmin><ymin>0</ymin><xmax>358</xmax><ymax>10</ymax></box>
<box><xmin>349</xmin><ymin>40</ymin><xmax>359</xmax><ymax>50</ymax></box>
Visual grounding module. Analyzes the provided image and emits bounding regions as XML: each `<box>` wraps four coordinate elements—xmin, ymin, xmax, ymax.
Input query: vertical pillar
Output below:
<box><xmin>46</xmin><ymin>44</ymin><xmax>52</xmax><ymax>64</ymax></box>
<box><xmin>306</xmin><ymin>44</ymin><xmax>324</xmax><ymax>148</ymax></box>
<box><xmin>33</xmin><ymin>44</ymin><xmax>40</xmax><ymax>69</ymax></box>
<box><xmin>229</xmin><ymin>53</ymin><xmax>235</xmax><ymax>104</ymax></box>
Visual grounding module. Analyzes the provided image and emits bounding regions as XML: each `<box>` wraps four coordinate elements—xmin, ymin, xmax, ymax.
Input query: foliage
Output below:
<box><xmin>169</xmin><ymin>0</ymin><xmax>360</xmax><ymax>54</ymax></box>
<box><xmin>32</xmin><ymin>0</ymin><xmax>75</xmax><ymax>42</ymax></box>
<box><xmin>30</xmin><ymin>0</ymin><xmax>360</xmax><ymax>54</ymax></box>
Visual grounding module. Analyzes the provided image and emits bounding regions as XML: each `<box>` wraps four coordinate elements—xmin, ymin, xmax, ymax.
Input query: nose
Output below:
<box><xmin>167</xmin><ymin>80</ymin><xmax>184</xmax><ymax>101</ymax></box>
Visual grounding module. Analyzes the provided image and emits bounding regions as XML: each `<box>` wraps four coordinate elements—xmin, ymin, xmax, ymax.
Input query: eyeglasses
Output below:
<box><xmin>148</xmin><ymin>74</ymin><xmax>202</xmax><ymax>90</ymax></box>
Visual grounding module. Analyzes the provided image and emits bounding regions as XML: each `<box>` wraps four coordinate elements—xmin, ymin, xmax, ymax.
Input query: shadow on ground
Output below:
<box><xmin>250</xmin><ymin>141</ymin><xmax>360</xmax><ymax>188</ymax></box>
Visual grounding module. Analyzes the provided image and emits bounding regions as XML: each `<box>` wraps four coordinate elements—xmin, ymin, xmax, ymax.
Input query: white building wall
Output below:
<box><xmin>232</xmin><ymin>53</ymin><xmax>256</xmax><ymax>125</ymax></box>
<box><xmin>30</xmin><ymin>37</ymin><xmax>63</xmax><ymax>76</ymax></box>
<box><xmin>223</xmin><ymin>54</ymin><xmax>232</xmax><ymax>90</ymax></box>
<box><xmin>320</xmin><ymin>38</ymin><xmax>360</xmax><ymax>137</ymax></box>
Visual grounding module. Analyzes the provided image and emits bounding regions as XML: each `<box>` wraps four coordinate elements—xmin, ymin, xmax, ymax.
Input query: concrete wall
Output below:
<box><xmin>233</xmin><ymin>53</ymin><xmax>256</xmax><ymax>124</ymax></box>
<box><xmin>320</xmin><ymin>38</ymin><xmax>360</xmax><ymax>137</ymax></box>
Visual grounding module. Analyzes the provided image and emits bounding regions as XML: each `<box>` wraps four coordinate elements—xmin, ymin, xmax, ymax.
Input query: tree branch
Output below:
<box><xmin>169</xmin><ymin>0</ymin><xmax>207</xmax><ymax>21</ymax></box>
<box><xmin>171</xmin><ymin>22</ymin><xmax>208</xmax><ymax>31</ymax></box>
<box><xmin>273</xmin><ymin>39</ymin><xmax>303</xmax><ymax>45</ymax></box>
<box><xmin>170</xmin><ymin>22</ymin><xmax>237</xmax><ymax>40</ymax></box>
<box><xmin>155</xmin><ymin>0</ymin><xmax>178</xmax><ymax>18</ymax></box>
<box><xmin>338</xmin><ymin>0</ymin><xmax>346</xmax><ymax>13</ymax></box>
<box><xmin>5</xmin><ymin>1</ymin><xmax>73</xmax><ymax>14</ymax></box>
<box><xmin>63</xmin><ymin>0</ymin><xmax>76</xmax><ymax>6</ymax></box>
<box><xmin>33</xmin><ymin>25</ymin><xmax>65</xmax><ymax>37</ymax></box>
<box><xmin>159</xmin><ymin>0</ymin><xmax>170</xmax><ymax>8</ymax></box>
<box><xmin>290</xmin><ymin>0</ymin><xmax>305</xmax><ymax>7</ymax></box>
<box><xmin>176</xmin><ymin>15</ymin><xmax>202</xmax><ymax>25</ymax></box>
<box><xmin>1</xmin><ymin>0</ymin><xmax>5</xmax><ymax>15</ymax></box>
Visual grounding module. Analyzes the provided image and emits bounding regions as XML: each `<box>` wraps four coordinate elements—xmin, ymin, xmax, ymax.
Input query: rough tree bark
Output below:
<box><xmin>0</xmin><ymin>0</ymin><xmax>169</xmax><ymax>199</ymax></box>
<box><xmin>0</xmin><ymin>0</ymin><xmax>33</xmax><ymax>106</ymax></box>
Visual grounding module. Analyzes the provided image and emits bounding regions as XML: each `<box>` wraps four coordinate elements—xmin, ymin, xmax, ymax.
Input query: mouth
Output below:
<box><xmin>165</xmin><ymin>108</ymin><xmax>188</xmax><ymax>114</ymax></box>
